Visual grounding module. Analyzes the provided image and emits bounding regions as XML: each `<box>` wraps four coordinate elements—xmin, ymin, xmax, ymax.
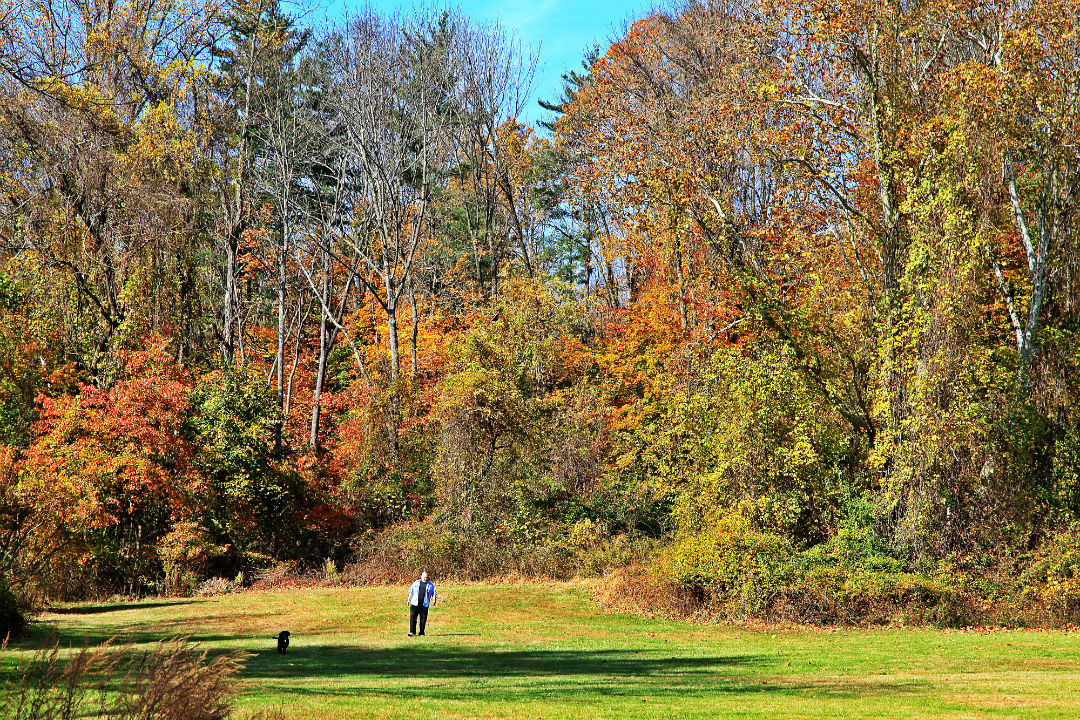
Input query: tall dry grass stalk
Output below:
<box><xmin>0</xmin><ymin>635</ymin><xmax>249</xmax><ymax>720</ymax></box>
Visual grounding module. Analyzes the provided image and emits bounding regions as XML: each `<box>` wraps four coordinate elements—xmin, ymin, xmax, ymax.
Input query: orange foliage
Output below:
<box><xmin>22</xmin><ymin>342</ymin><xmax>197</xmax><ymax>531</ymax></box>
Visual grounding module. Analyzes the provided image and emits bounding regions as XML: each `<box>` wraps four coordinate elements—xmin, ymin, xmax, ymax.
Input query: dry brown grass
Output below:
<box><xmin>592</xmin><ymin>565</ymin><xmax>700</xmax><ymax>617</ymax></box>
<box><xmin>0</xmin><ymin>634</ymin><xmax>249</xmax><ymax>720</ymax></box>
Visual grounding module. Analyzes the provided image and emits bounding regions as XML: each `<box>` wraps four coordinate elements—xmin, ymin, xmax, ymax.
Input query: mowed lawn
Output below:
<box><xmin>6</xmin><ymin>582</ymin><xmax>1080</xmax><ymax>719</ymax></box>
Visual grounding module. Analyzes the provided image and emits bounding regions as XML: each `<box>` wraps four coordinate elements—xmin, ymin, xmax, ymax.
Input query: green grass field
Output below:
<box><xmin>5</xmin><ymin>582</ymin><xmax>1080</xmax><ymax>719</ymax></box>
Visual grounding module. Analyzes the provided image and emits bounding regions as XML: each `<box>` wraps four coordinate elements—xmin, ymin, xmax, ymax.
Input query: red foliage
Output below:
<box><xmin>21</xmin><ymin>342</ymin><xmax>198</xmax><ymax>530</ymax></box>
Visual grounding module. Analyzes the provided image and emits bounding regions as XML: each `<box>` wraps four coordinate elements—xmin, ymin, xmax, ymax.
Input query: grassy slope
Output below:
<box><xmin>5</xmin><ymin>582</ymin><xmax>1080</xmax><ymax>719</ymax></box>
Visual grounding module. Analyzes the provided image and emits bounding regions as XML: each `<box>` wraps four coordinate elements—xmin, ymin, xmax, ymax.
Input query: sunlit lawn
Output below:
<box><xmin>5</xmin><ymin>582</ymin><xmax>1080</xmax><ymax>719</ymax></box>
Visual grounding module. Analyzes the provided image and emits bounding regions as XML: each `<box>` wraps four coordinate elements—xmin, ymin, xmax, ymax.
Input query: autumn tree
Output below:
<box><xmin>445</xmin><ymin>20</ymin><xmax>536</xmax><ymax>297</ymax></box>
<box><xmin>210</xmin><ymin>0</ymin><xmax>307</xmax><ymax>368</ymax></box>
<box><xmin>0</xmin><ymin>0</ymin><xmax>219</xmax><ymax>381</ymax></box>
<box><xmin>15</xmin><ymin>345</ymin><xmax>196</xmax><ymax>595</ymax></box>
<box><xmin>247</xmin><ymin>3</ymin><xmax>312</xmax><ymax>449</ymax></box>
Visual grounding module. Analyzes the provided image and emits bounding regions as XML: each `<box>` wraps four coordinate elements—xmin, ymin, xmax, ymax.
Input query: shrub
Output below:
<box><xmin>781</xmin><ymin>563</ymin><xmax>965</xmax><ymax>626</ymax></box>
<box><xmin>342</xmin><ymin>522</ymin><xmax>578</xmax><ymax>583</ymax></box>
<box><xmin>1019</xmin><ymin>524</ymin><xmax>1080</xmax><ymax>624</ymax></box>
<box><xmin>0</xmin><ymin>573</ymin><xmax>27</xmax><ymax>638</ymax></box>
<box><xmin>322</xmin><ymin>557</ymin><xmax>340</xmax><ymax>584</ymax></box>
<box><xmin>567</xmin><ymin>520</ymin><xmax>658</xmax><ymax>576</ymax></box>
<box><xmin>111</xmin><ymin>638</ymin><xmax>248</xmax><ymax>720</ymax></box>
<box><xmin>344</xmin><ymin>523</ymin><xmax>501</xmax><ymax>583</ymax></box>
<box><xmin>668</xmin><ymin>341</ymin><xmax>857</xmax><ymax>546</ymax></box>
<box><xmin>189</xmin><ymin>369</ymin><xmax>308</xmax><ymax>566</ymax></box>
<box><xmin>812</xmin><ymin>494</ymin><xmax>901</xmax><ymax>568</ymax></box>
<box><xmin>249</xmin><ymin>560</ymin><xmax>303</xmax><ymax>590</ymax></box>
<box><xmin>160</xmin><ymin>522</ymin><xmax>230</xmax><ymax>597</ymax></box>
<box><xmin>0</xmin><ymin>635</ymin><xmax>111</xmax><ymax>720</ymax></box>
<box><xmin>593</xmin><ymin>565</ymin><xmax>697</xmax><ymax>618</ymax></box>
<box><xmin>195</xmin><ymin>577</ymin><xmax>238</xmax><ymax>597</ymax></box>
<box><xmin>663</xmin><ymin>512</ymin><xmax>795</xmax><ymax>615</ymax></box>
<box><xmin>630</xmin><ymin>500</ymin><xmax>974</xmax><ymax>626</ymax></box>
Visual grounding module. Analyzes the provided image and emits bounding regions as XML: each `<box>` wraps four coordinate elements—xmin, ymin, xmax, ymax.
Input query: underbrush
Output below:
<box><xmin>339</xmin><ymin>520</ymin><xmax>657</xmax><ymax>584</ymax></box>
<box><xmin>1</xmin><ymin>573</ymin><xmax>29</xmax><ymax>638</ymax></box>
<box><xmin>1015</xmin><ymin>523</ymin><xmax>1080</xmax><ymax>626</ymax></box>
<box><xmin>21</xmin><ymin>516</ymin><xmax>1080</xmax><ymax>629</ymax></box>
<box><xmin>597</xmin><ymin>519</ymin><xmax>1080</xmax><ymax>628</ymax></box>
<box><xmin>185</xmin><ymin>520</ymin><xmax>657</xmax><ymax>595</ymax></box>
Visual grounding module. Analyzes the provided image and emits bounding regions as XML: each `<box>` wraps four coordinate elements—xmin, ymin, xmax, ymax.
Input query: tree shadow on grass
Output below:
<box><xmin>245</xmin><ymin>644</ymin><xmax>757</xmax><ymax>681</ymax></box>
<box><xmin>7</xmin><ymin>611</ymin><xmax>933</xmax><ymax>708</ymax></box>
<box><xmin>239</xmin><ymin>645</ymin><xmax>929</xmax><ymax>703</ymax></box>
<box><xmin>13</xmin><ymin>618</ymin><xmax>248</xmax><ymax>649</ymax></box>
<box><xmin>3</xmin><ymin>627</ymin><xmax>931</xmax><ymax>707</ymax></box>
<box><xmin>44</xmin><ymin>600</ymin><xmax>202</xmax><ymax>616</ymax></box>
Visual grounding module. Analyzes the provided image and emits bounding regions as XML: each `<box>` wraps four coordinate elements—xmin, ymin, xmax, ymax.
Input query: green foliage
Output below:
<box><xmin>188</xmin><ymin>369</ymin><xmax>305</xmax><ymax>569</ymax></box>
<box><xmin>432</xmin><ymin>276</ymin><xmax>596</xmax><ymax>536</ymax></box>
<box><xmin>1019</xmin><ymin>524</ymin><xmax>1080</xmax><ymax>623</ymax></box>
<box><xmin>658</xmin><ymin>498</ymin><xmax>971</xmax><ymax>625</ymax></box>
<box><xmin>190</xmin><ymin>369</ymin><xmax>282</xmax><ymax>489</ymax></box>
<box><xmin>789</xmin><ymin>504</ymin><xmax>965</xmax><ymax>625</ymax></box>
<box><xmin>338</xmin><ymin>457</ymin><xmax>414</xmax><ymax>528</ymax></box>
<box><xmin>669</xmin><ymin>340</ymin><xmax>857</xmax><ymax>543</ymax></box>
<box><xmin>787</xmin><ymin>564</ymin><xmax>963</xmax><ymax>626</ymax></box>
<box><xmin>0</xmin><ymin>258</ymin><xmax>73</xmax><ymax>449</ymax></box>
<box><xmin>332</xmin><ymin>380</ymin><xmax>438</xmax><ymax>530</ymax></box>
<box><xmin>797</xmin><ymin>495</ymin><xmax>903</xmax><ymax>575</ymax></box>
<box><xmin>1052</xmin><ymin>420</ymin><xmax>1080</xmax><ymax>519</ymax></box>
<box><xmin>664</xmin><ymin>512</ymin><xmax>795</xmax><ymax>613</ymax></box>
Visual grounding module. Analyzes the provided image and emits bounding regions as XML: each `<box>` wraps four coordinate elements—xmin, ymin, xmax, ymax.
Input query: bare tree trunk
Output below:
<box><xmin>385</xmin><ymin>291</ymin><xmax>402</xmax><ymax>464</ymax></box>
<box><xmin>408</xmin><ymin>279</ymin><xmax>419</xmax><ymax>376</ymax></box>
<box><xmin>310</xmin><ymin>309</ymin><xmax>329</xmax><ymax>449</ymax></box>
<box><xmin>284</xmin><ymin>290</ymin><xmax>310</xmax><ymax>420</ymax></box>
<box><xmin>1002</xmin><ymin>158</ymin><xmax>1057</xmax><ymax>387</ymax></box>
<box><xmin>222</xmin><ymin>235</ymin><xmax>238</xmax><ymax>366</ymax></box>
<box><xmin>386</xmin><ymin>298</ymin><xmax>400</xmax><ymax>384</ymax></box>
<box><xmin>274</xmin><ymin>223</ymin><xmax>287</xmax><ymax>452</ymax></box>
<box><xmin>497</xmin><ymin>166</ymin><xmax>533</xmax><ymax>276</ymax></box>
<box><xmin>238</xmin><ymin>302</ymin><xmax>247</xmax><ymax>366</ymax></box>
<box><xmin>310</xmin><ymin>248</ymin><xmax>333</xmax><ymax>448</ymax></box>
<box><xmin>331</xmin><ymin>8</ymin><xmax>534</xmax><ymax>461</ymax></box>
<box><xmin>604</xmin><ymin>258</ymin><xmax>619</xmax><ymax>308</ymax></box>
<box><xmin>220</xmin><ymin>21</ymin><xmax>260</xmax><ymax>368</ymax></box>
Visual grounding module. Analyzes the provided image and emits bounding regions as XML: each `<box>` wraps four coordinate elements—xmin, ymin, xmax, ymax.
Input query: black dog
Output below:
<box><xmin>276</xmin><ymin>631</ymin><xmax>290</xmax><ymax>654</ymax></box>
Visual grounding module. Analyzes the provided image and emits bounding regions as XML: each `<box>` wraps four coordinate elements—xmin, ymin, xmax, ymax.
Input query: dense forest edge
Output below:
<box><xmin>0</xmin><ymin>0</ymin><xmax>1079</xmax><ymax>635</ymax></box>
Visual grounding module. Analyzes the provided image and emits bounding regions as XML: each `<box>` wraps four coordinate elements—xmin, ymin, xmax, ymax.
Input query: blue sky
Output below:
<box><xmin>314</xmin><ymin>0</ymin><xmax>651</xmax><ymax>127</ymax></box>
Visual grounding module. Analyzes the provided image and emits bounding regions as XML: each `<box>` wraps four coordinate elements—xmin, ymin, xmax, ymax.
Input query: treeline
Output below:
<box><xmin>1</xmin><ymin>0</ymin><xmax>1079</xmax><ymax>628</ymax></box>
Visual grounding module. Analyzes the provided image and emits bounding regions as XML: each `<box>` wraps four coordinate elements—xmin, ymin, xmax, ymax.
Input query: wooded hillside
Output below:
<box><xmin>1</xmin><ymin>0</ymin><xmax>1078</xmax><ymax>626</ymax></box>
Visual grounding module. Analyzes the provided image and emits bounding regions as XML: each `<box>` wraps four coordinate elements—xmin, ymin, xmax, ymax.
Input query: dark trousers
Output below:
<box><xmin>409</xmin><ymin>604</ymin><xmax>429</xmax><ymax>635</ymax></box>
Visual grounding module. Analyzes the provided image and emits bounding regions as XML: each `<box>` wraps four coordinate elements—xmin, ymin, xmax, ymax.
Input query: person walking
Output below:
<box><xmin>407</xmin><ymin>571</ymin><xmax>437</xmax><ymax>636</ymax></box>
